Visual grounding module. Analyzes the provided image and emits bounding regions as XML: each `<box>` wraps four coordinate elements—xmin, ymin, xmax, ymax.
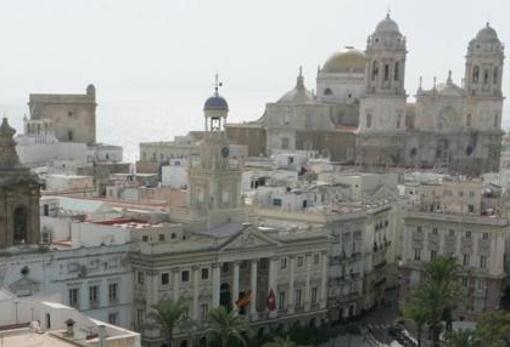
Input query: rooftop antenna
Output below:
<box><xmin>213</xmin><ymin>73</ymin><xmax>223</xmax><ymax>96</ymax></box>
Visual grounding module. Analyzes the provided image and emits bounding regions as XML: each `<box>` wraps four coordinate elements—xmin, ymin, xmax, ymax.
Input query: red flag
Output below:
<box><xmin>266</xmin><ymin>289</ymin><xmax>276</xmax><ymax>311</ymax></box>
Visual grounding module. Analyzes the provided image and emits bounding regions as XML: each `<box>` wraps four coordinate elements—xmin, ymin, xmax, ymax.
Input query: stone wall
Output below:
<box><xmin>226</xmin><ymin>125</ymin><xmax>267</xmax><ymax>157</ymax></box>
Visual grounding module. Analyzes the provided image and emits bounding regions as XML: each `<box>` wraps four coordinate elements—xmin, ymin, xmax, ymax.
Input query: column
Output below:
<box><xmin>151</xmin><ymin>271</ymin><xmax>159</xmax><ymax>306</ymax></box>
<box><xmin>320</xmin><ymin>251</ymin><xmax>328</xmax><ymax>309</ymax></box>
<box><xmin>250</xmin><ymin>259</ymin><xmax>258</xmax><ymax>320</ymax></box>
<box><xmin>288</xmin><ymin>256</ymin><xmax>295</xmax><ymax>314</ymax></box>
<box><xmin>232</xmin><ymin>262</ymin><xmax>240</xmax><ymax>310</ymax></box>
<box><xmin>212</xmin><ymin>263</ymin><xmax>220</xmax><ymax>307</ymax></box>
<box><xmin>304</xmin><ymin>253</ymin><xmax>312</xmax><ymax>312</ymax></box>
<box><xmin>192</xmin><ymin>266</ymin><xmax>199</xmax><ymax>320</ymax></box>
<box><xmin>172</xmin><ymin>268</ymin><xmax>180</xmax><ymax>302</ymax></box>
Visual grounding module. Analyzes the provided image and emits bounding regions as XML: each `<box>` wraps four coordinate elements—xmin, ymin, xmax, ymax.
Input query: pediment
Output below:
<box><xmin>219</xmin><ymin>226</ymin><xmax>281</xmax><ymax>252</ymax></box>
<box><xmin>371</xmin><ymin>184</ymin><xmax>399</xmax><ymax>201</ymax></box>
<box><xmin>9</xmin><ymin>276</ymin><xmax>41</xmax><ymax>296</ymax></box>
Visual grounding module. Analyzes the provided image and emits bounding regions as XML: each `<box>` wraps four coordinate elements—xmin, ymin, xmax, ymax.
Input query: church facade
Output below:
<box><xmin>226</xmin><ymin>15</ymin><xmax>504</xmax><ymax>176</ymax></box>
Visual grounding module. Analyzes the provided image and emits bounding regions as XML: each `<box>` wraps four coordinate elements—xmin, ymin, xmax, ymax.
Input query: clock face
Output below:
<box><xmin>221</xmin><ymin>146</ymin><xmax>230</xmax><ymax>158</ymax></box>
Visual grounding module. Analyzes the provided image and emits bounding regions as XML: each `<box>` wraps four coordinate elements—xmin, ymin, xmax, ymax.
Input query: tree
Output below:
<box><xmin>444</xmin><ymin>329</ymin><xmax>479</xmax><ymax>347</ymax></box>
<box><xmin>207</xmin><ymin>306</ymin><xmax>250</xmax><ymax>347</ymax></box>
<box><xmin>262</xmin><ymin>336</ymin><xmax>298</xmax><ymax>347</ymax></box>
<box><xmin>403</xmin><ymin>299</ymin><xmax>428</xmax><ymax>347</ymax></box>
<box><xmin>151</xmin><ymin>298</ymin><xmax>189</xmax><ymax>347</ymax></box>
<box><xmin>475</xmin><ymin>310</ymin><xmax>510</xmax><ymax>347</ymax></box>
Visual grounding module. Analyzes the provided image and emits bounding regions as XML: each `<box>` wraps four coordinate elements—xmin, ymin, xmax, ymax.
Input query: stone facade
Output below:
<box><xmin>29</xmin><ymin>84</ymin><xmax>97</xmax><ymax>145</ymax></box>
<box><xmin>0</xmin><ymin>118</ymin><xmax>40</xmax><ymax>248</ymax></box>
<box><xmin>226</xmin><ymin>17</ymin><xmax>504</xmax><ymax>176</ymax></box>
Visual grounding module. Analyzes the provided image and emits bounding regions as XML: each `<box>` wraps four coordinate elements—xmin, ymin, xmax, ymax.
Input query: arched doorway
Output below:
<box><xmin>199</xmin><ymin>337</ymin><xmax>207</xmax><ymax>347</ymax></box>
<box><xmin>180</xmin><ymin>340</ymin><xmax>188</xmax><ymax>347</ymax></box>
<box><xmin>220</xmin><ymin>283</ymin><xmax>231</xmax><ymax>309</ymax></box>
<box><xmin>13</xmin><ymin>206</ymin><xmax>28</xmax><ymax>244</ymax></box>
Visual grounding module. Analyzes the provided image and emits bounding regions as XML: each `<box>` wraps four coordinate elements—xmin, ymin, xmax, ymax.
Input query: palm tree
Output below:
<box><xmin>151</xmin><ymin>298</ymin><xmax>189</xmax><ymax>347</ymax></box>
<box><xmin>403</xmin><ymin>299</ymin><xmax>428</xmax><ymax>347</ymax></box>
<box><xmin>421</xmin><ymin>256</ymin><xmax>460</xmax><ymax>347</ymax></box>
<box><xmin>444</xmin><ymin>329</ymin><xmax>479</xmax><ymax>347</ymax></box>
<box><xmin>262</xmin><ymin>336</ymin><xmax>298</xmax><ymax>347</ymax></box>
<box><xmin>207</xmin><ymin>306</ymin><xmax>250</xmax><ymax>347</ymax></box>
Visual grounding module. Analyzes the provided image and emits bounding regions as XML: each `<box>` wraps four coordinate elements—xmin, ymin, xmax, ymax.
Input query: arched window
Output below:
<box><xmin>394</xmin><ymin>62</ymin><xmax>400</xmax><ymax>81</ymax></box>
<box><xmin>493</xmin><ymin>66</ymin><xmax>499</xmax><ymax>84</ymax></box>
<box><xmin>366</xmin><ymin>114</ymin><xmax>372</xmax><ymax>129</ymax></box>
<box><xmin>396</xmin><ymin>114</ymin><xmax>402</xmax><ymax>129</ymax></box>
<box><xmin>384</xmin><ymin>64</ymin><xmax>390</xmax><ymax>81</ymax></box>
<box><xmin>13</xmin><ymin>206</ymin><xmax>28</xmax><ymax>244</ymax></box>
<box><xmin>466</xmin><ymin>114</ymin><xmax>472</xmax><ymax>127</ymax></box>
<box><xmin>483</xmin><ymin>69</ymin><xmax>489</xmax><ymax>84</ymax></box>
<box><xmin>494</xmin><ymin>114</ymin><xmax>499</xmax><ymax>128</ymax></box>
<box><xmin>473</xmin><ymin>66</ymin><xmax>480</xmax><ymax>83</ymax></box>
<box><xmin>324</xmin><ymin>88</ymin><xmax>332</xmax><ymax>95</ymax></box>
<box><xmin>371</xmin><ymin>61</ymin><xmax>379</xmax><ymax>81</ymax></box>
<box><xmin>281</xmin><ymin>137</ymin><xmax>289</xmax><ymax>150</ymax></box>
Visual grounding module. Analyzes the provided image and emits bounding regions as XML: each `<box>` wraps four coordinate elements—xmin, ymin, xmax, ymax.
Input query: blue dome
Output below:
<box><xmin>204</xmin><ymin>95</ymin><xmax>229</xmax><ymax>111</ymax></box>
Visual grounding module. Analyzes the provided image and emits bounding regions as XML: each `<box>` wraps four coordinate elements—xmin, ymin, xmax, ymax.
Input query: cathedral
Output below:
<box><xmin>226</xmin><ymin>14</ymin><xmax>504</xmax><ymax>176</ymax></box>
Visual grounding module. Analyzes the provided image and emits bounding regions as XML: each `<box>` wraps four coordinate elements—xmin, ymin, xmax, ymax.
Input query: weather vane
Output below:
<box><xmin>213</xmin><ymin>73</ymin><xmax>223</xmax><ymax>95</ymax></box>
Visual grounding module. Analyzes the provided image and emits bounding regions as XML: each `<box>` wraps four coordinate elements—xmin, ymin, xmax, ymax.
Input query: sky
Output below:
<box><xmin>0</xmin><ymin>0</ymin><xmax>509</xmax><ymax>159</ymax></box>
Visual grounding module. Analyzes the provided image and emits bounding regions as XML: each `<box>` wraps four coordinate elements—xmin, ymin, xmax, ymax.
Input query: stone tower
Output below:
<box><xmin>359</xmin><ymin>13</ymin><xmax>407</xmax><ymax>133</ymax></box>
<box><xmin>465</xmin><ymin>23</ymin><xmax>504</xmax><ymax>98</ymax></box>
<box><xmin>187</xmin><ymin>78</ymin><xmax>245</xmax><ymax>230</ymax></box>
<box><xmin>0</xmin><ymin>118</ymin><xmax>40</xmax><ymax>248</ymax></box>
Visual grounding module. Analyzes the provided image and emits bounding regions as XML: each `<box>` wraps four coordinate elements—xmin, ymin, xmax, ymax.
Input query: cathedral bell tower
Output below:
<box><xmin>0</xmin><ymin>118</ymin><xmax>40</xmax><ymax>248</ymax></box>
<box><xmin>465</xmin><ymin>23</ymin><xmax>504</xmax><ymax>98</ymax></box>
<box><xmin>187</xmin><ymin>76</ymin><xmax>244</xmax><ymax>230</ymax></box>
<box><xmin>359</xmin><ymin>13</ymin><xmax>407</xmax><ymax>133</ymax></box>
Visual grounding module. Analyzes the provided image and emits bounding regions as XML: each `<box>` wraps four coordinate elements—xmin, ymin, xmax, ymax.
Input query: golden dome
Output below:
<box><xmin>322</xmin><ymin>47</ymin><xmax>367</xmax><ymax>74</ymax></box>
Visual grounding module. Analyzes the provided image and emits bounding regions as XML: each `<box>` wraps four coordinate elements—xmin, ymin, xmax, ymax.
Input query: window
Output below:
<box><xmin>137</xmin><ymin>271</ymin><xmax>145</xmax><ymax>285</ymax></box>
<box><xmin>463</xmin><ymin>254</ymin><xmax>470</xmax><ymax>266</ymax></box>
<box><xmin>108</xmin><ymin>312</ymin><xmax>118</xmax><ymax>325</ymax></box>
<box><xmin>484</xmin><ymin>69</ymin><xmax>489</xmax><ymax>84</ymax></box>
<box><xmin>366</xmin><ymin>113</ymin><xmax>372</xmax><ymax>128</ymax></box>
<box><xmin>458</xmin><ymin>191</ymin><xmax>464</xmax><ymax>197</ymax></box>
<box><xmin>108</xmin><ymin>283</ymin><xmax>118</xmax><ymax>303</ymax></box>
<box><xmin>414</xmin><ymin>248</ymin><xmax>421</xmax><ymax>261</ymax></box>
<box><xmin>69</xmin><ymin>288</ymin><xmax>79</xmax><ymax>308</ymax></box>
<box><xmin>43</xmin><ymin>204</ymin><xmax>49</xmax><ymax>216</ymax></box>
<box><xmin>482</xmin><ymin>232</ymin><xmax>489</xmax><ymax>240</ymax></box>
<box><xmin>181</xmin><ymin>270</ymin><xmax>190</xmax><ymax>283</ymax></box>
<box><xmin>477</xmin><ymin>279</ymin><xmax>487</xmax><ymax>290</ymax></box>
<box><xmin>45</xmin><ymin>313</ymin><xmax>51</xmax><ymax>329</ymax></box>
<box><xmin>480</xmin><ymin>255</ymin><xmax>488</xmax><ymax>269</ymax></box>
<box><xmin>278</xmin><ymin>291</ymin><xmax>286</xmax><ymax>309</ymax></box>
<box><xmin>142</xmin><ymin>235</ymin><xmax>149</xmax><ymax>242</ymax></box>
<box><xmin>417</xmin><ymin>226</ymin><xmax>422</xmax><ymax>233</ymax></box>
<box><xmin>272</xmin><ymin>198</ymin><xmax>282</xmax><ymax>207</ymax></box>
<box><xmin>465</xmin><ymin>231</ymin><xmax>472</xmax><ymax>240</ymax></box>
<box><xmin>297</xmin><ymin>256</ymin><xmax>304</xmax><ymax>267</ymax></box>
<box><xmin>222</xmin><ymin>263</ymin><xmax>229</xmax><ymax>273</ymax></box>
<box><xmin>473</xmin><ymin>66</ymin><xmax>480</xmax><ymax>83</ymax></box>
<box><xmin>394</xmin><ymin>62</ymin><xmax>400</xmax><ymax>81</ymax></box>
<box><xmin>466</xmin><ymin>114</ymin><xmax>472</xmax><ymax>127</ymax></box>
<box><xmin>468</xmin><ymin>204</ymin><xmax>474</xmax><ymax>213</ymax></box>
<box><xmin>494</xmin><ymin>114</ymin><xmax>499</xmax><ymax>128</ymax></box>
<box><xmin>68</xmin><ymin>111</ymin><xmax>73</xmax><ymax>117</ymax></box>
<box><xmin>371</xmin><ymin>61</ymin><xmax>379</xmax><ymax>81</ymax></box>
<box><xmin>324</xmin><ymin>88</ymin><xmax>332</xmax><ymax>95</ymax></box>
<box><xmin>462</xmin><ymin>277</ymin><xmax>469</xmax><ymax>287</ymax></box>
<box><xmin>201</xmin><ymin>268</ymin><xmax>209</xmax><ymax>280</ymax></box>
<box><xmin>430</xmin><ymin>250</ymin><xmax>437</xmax><ymax>261</ymax></box>
<box><xmin>89</xmin><ymin>285</ymin><xmax>99</xmax><ymax>306</ymax></box>
<box><xmin>280</xmin><ymin>257</ymin><xmax>287</xmax><ymax>269</ymax></box>
<box><xmin>281</xmin><ymin>137</ymin><xmax>289</xmax><ymax>150</ymax></box>
<box><xmin>171</xmin><ymin>233</ymin><xmax>176</xmax><ymax>239</ymax></box>
<box><xmin>295</xmin><ymin>288</ymin><xmax>302</xmax><ymax>306</ymax></box>
<box><xmin>159</xmin><ymin>234</ymin><xmax>165</xmax><ymax>241</ymax></box>
<box><xmin>311</xmin><ymin>287</ymin><xmax>318</xmax><ymax>304</ymax></box>
<box><xmin>469</xmin><ymin>191</ymin><xmax>475</xmax><ymax>198</ymax></box>
<box><xmin>493</xmin><ymin>66</ymin><xmax>499</xmax><ymax>84</ymax></box>
<box><xmin>161</xmin><ymin>273</ymin><xmax>169</xmax><ymax>285</ymax></box>
<box><xmin>68</xmin><ymin>130</ymin><xmax>74</xmax><ymax>141</ymax></box>
<box><xmin>384</xmin><ymin>64</ymin><xmax>390</xmax><ymax>81</ymax></box>
<box><xmin>449</xmin><ymin>229</ymin><xmax>455</xmax><ymax>237</ymax></box>
<box><xmin>200</xmin><ymin>303</ymin><xmax>208</xmax><ymax>321</ymax></box>
<box><xmin>313</xmin><ymin>254</ymin><xmax>320</xmax><ymax>265</ymax></box>
<box><xmin>432</xmin><ymin>228</ymin><xmax>438</xmax><ymax>235</ymax></box>
<box><xmin>396</xmin><ymin>114</ymin><xmax>401</xmax><ymax>129</ymax></box>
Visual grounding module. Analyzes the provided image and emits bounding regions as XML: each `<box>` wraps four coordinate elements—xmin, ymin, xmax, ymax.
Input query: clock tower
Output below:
<box><xmin>186</xmin><ymin>76</ymin><xmax>245</xmax><ymax>230</ymax></box>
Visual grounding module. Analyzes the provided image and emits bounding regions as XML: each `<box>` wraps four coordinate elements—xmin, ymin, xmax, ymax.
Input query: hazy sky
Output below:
<box><xmin>0</xmin><ymin>0</ymin><xmax>508</xmax><ymax>158</ymax></box>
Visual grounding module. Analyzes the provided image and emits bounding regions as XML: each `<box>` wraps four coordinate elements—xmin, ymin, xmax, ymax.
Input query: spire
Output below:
<box><xmin>447</xmin><ymin>70</ymin><xmax>453</xmax><ymax>84</ymax></box>
<box><xmin>0</xmin><ymin>118</ymin><xmax>20</xmax><ymax>170</ymax></box>
<box><xmin>296</xmin><ymin>65</ymin><xmax>304</xmax><ymax>90</ymax></box>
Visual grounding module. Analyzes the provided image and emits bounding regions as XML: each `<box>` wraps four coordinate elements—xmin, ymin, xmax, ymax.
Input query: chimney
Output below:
<box><xmin>65</xmin><ymin>319</ymin><xmax>75</xmax><ymax>337</ymax></box>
